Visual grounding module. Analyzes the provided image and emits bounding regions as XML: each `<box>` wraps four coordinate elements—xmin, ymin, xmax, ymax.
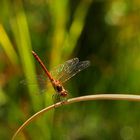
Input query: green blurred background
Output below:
<box><xmin>0</xmin><ymin>0</ymin><xmax>140</xmax><ymax>139</ymax></box>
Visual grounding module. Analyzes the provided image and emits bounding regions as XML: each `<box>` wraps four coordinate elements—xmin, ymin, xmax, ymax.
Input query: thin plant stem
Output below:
<box><xmin>12</xmin><ymin>94</ymin><xmax>140</xmax><ymax>140</ymax></box>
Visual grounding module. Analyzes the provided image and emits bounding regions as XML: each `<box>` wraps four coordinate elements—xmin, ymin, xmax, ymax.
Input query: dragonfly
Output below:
<box><xmin>31</xmin><ymin>51</ymin><xmax>90</xmax><ymax>102</ymax></box>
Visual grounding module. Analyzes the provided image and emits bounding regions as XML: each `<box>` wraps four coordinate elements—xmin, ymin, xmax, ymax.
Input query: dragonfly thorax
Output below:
<box><xmin>52</xmin><ymin>80</ymin><xmax>68</xmax><ymax>97</ymax></box>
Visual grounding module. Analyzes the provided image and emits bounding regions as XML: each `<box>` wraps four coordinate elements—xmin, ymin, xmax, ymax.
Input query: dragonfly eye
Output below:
<box><xmin>61</xmin><ymin>90</ymin><xmax>68</xmax><ymax>97</ymax></box>
<box><xmin>56</xmin><ymin>85</ymin><xmax>62</xmax><ymax>92</ymax></box>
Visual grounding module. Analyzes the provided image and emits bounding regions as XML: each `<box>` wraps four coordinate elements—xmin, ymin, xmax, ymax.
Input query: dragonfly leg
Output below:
<box><xmin>52</xmin><ymin>94</ymin><xmax>68</xmax><ymax>108</ymax></box>
<box><xmin>52</xmin><ymin>93</ymin><xmax>61</xmax><ymax>104</ymax></box>
<box><xmin>60</xmin><ymin>96</ymin><xmax>68</xmax><ymax>106</ymax></box>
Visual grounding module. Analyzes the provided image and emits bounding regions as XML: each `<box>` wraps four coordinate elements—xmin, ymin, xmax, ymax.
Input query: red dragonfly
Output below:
<box><xmin>31</xmin><ymin>51</ymin><xmax>90</xmax><ymax>102</ymax></box>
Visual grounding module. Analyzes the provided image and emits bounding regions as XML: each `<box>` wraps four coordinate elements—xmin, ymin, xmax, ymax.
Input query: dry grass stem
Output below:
<box><xmin>12</xmin><ymin>94</ymin><xmax>140</xmax><ymax>140</ymax></box>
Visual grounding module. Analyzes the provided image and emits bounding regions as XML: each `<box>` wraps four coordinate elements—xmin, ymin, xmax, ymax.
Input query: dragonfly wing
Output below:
<box><xmin>20</xmin><ymin>74</ymin><xmax>47</xmax><ymax>85</ymax></box>
<box><xmin>59</xmin><ymin>60</ymin><xmax>90</xmax><ymax>83</ymax></box>
<box><xmin>20</xmin><ymin>74</ymin><xmax>48</xmax><ymax>92</ymax></box>
<box><xmin>50</xmin><ymin>58</ymin><xmax>79</xmax><ymax>80</ymax></box>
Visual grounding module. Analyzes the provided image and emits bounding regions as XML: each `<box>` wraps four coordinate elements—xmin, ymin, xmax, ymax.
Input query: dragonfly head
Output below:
<box><xmin>60</xmin><ymin>90</ymin><xmax>68</xmax><ymax>97</ymax></box>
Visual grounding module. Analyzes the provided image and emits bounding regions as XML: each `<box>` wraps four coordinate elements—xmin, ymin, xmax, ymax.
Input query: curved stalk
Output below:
<box><xmin>12</xmin><ymin>94</ymin><xmax>140</xmax><ymax>140</ymax></box>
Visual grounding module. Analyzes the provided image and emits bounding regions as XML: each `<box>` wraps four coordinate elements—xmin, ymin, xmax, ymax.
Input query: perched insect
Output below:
<box><xmin>31</xmin><ymin>51</ymin><xmax>90</xmax><ymax>102</ymax></box>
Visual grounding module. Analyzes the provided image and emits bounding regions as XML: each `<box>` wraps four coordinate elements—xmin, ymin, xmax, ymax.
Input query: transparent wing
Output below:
<box><xmin>19</xmin><ymin>74</ymin><xmax>49</xmax><ymax>92</ymax></box>
<box><xmin>20</xmin><ymin>74</ymin><xmax>47</xmax><ymax>85</ymax></box>
<box><xmin>50</xmin><ymin>58</ymin><xmax>79</xmax><ymax>80</ymax></box>
<box><xmin>59</xmin><ymin>60</ymin><xmax>90</xmax><ymax>83</ymax></box>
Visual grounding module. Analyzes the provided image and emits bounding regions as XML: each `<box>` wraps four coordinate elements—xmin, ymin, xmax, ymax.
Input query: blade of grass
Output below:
<box><xmin>49</xmin><ymin>0</ymin><xmax>69</xmax><ymax>65</ymax></box>
<box><xmin>0</xmin><ymin>24</ymin><xmax>18</xmax><ymax>65</ymax></box>
<box><xmin>10</xmin><ymin>13</ymin><xmax>42</xmax><ymax>111</ymax></box>
<box><xmin>63</xmin><ymin>0</ymin><xmax>93</xmax><ymax>58</ymax></box>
